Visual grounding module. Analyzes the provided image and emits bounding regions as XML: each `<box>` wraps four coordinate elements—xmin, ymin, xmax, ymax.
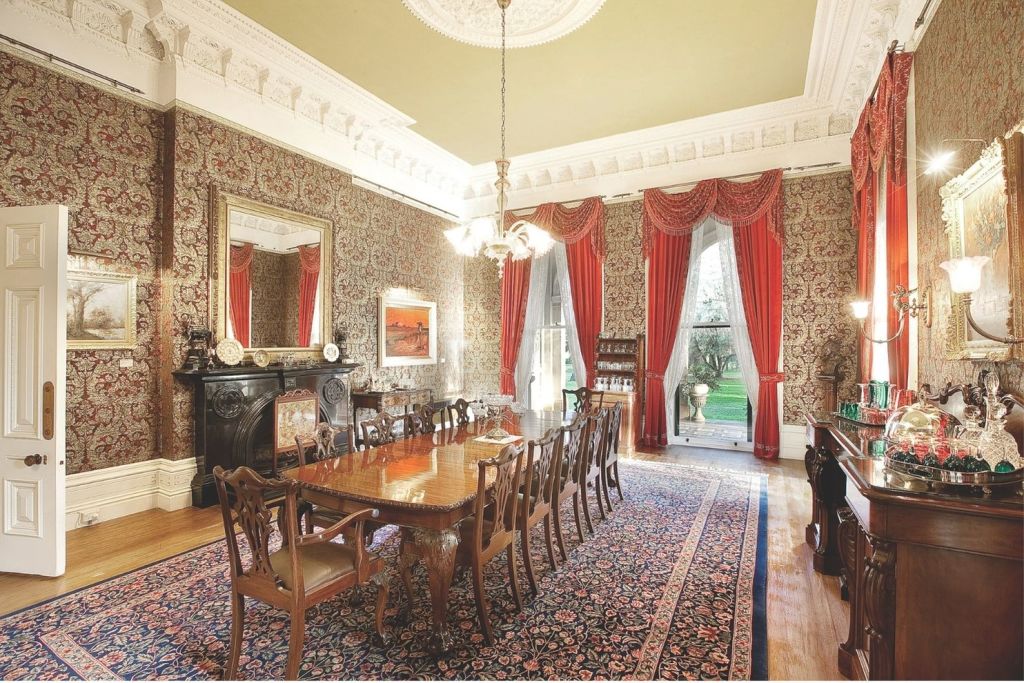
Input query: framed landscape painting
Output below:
<box><xmin>379</xmin><ymin>294</ymin><xmax>437</xmax><ymax>367</ymax></box>
<box><xmin>66</xmin><ymin>270</ymin><xmax>137</xmax><ymax>350</ymax></box>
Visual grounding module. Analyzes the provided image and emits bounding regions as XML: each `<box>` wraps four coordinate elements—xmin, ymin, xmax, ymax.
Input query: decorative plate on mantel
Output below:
<box><xmin>215</xmin><ymin>338</ymin><xmax>244</xmax><ymax>366</ymax></box>
<box><xmin>253</xmin><ymin>349</ymin><xmax>271</xmax><ymax>368</ymax></box>
<box><xmin>322</xmin><ymin>343</ymin><xmax>340</xmax><ymax>363</ymax></box>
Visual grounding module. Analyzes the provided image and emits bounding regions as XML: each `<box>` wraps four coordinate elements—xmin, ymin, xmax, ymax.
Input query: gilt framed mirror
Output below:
<box><xmin>940</xmin><ymin>131</ymin><xmax>1023</xmax><ymax>362</ymax></box>
<box><xmin>211</xmin><ymin>190</ymin><xmax>333</xmax><ymax>360</ymax></box>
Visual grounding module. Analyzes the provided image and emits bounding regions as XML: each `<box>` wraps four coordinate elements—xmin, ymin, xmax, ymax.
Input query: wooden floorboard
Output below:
<box><xmin>0</xmin><ymin>447</ymin><xmax>848</xmax><ymax>680</ymax></box>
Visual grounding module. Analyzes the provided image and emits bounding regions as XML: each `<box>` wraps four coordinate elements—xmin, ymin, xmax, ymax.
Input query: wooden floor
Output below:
<box><xmin>0</xmin><ymin>447</ymin><xmax>848</xmax><ymax>680</ymax></box>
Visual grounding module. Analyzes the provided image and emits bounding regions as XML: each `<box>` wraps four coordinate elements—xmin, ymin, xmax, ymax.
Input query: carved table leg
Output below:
<box><xmin>408</xmin><ymin>526</ymin><xmax>459</xmax><ymax>657</ymax></box>
<box><xmin>863</xmin><ymin>537</ymin><xmax>896</xmax><ymax>680</ymax></box>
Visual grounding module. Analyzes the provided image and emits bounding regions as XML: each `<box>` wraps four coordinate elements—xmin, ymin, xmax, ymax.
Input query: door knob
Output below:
<box><xmin>23</xmin><ymin>454</ymin><xmax>44</xmax><ymax>466</ymax></box>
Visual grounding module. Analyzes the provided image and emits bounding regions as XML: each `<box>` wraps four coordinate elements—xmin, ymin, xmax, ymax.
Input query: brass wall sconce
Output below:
<box><xmin>939</xmin><ymin>256</ymin><xmax>1023</xmax><ymax>344</ymax></box>
<box><xmin>850</xmin><ymin>285</ymin><xmax>931</xmax><ymax>344</ymax></box>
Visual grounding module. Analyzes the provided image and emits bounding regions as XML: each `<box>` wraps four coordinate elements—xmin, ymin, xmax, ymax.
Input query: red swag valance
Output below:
<box><xmin>298</xmin><ymin>244</ymin><xmax>321</xmax><ymax>273</ymax></box>
<box><xmin>641</xmin><ymin>169</ymin><xmax>784</xmax><ymax>256</ymax></box>
<box><xmin>852</xmin><ymin>51</ymin><xmax>915</xmax><ymax>190</ymax></box>
<box><xmin>230</xmin><ymin>242</ymin><xmax>254</xmax><ymax>273</ymax></box>
<box><xmin>504</xmin><ymin>196</ymin><xmax>606</xmax><ymax>257</ymax></box>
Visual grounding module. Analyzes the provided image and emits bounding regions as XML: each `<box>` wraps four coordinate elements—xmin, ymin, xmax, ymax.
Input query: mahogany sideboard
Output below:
<box><xmin>806</xmin><ymin>413</ymin><xmax>1023</xmax><ymax>680</ymax></box>
<box><xmin>174</xmin><ymin>362</ymin><xmax>360</xmax><ymax>506</ymax></box>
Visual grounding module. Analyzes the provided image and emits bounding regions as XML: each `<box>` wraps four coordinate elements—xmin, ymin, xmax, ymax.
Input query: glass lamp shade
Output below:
<box><xmin>939</xmin><ymin>256</ymin><xmax>990</xmax><ymax>294</ymax></box>
<box><xmin>444</xmin><ymin>225</ymin><xmax>478</xmax><ymax>256</ymax></box>
<box><xmin>850</xmin><ymin>300</ymin><xmax>871</xmax><ymax>320</ymax></box>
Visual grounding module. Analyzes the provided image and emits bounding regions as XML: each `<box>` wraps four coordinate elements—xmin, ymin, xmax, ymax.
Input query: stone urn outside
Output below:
<box><xmin>689</xmin><ymin>383</ymin><xmax>710</xmax><ymax>423</ymax></box>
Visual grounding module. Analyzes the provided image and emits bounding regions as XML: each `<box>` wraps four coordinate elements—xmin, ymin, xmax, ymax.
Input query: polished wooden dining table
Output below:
<box><xmin>280</xmin><ymin>409</ymin><xmax>571</xmax><ymax>655</ymax></box>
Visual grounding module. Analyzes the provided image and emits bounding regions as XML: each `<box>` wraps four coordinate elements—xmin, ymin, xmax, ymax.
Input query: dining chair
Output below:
<box><xmin>552</xmin><ymin>417</ymin><xmax>587</xmax><ymax>562</ymax></box>
<box><xmin>561</xmin><ymin>387</ymin><xmax>605</xmax><ymax>416</ymax></box>
<box><xmin>518</xmin><ymin>427</ymin><xmax>561</xmax><ymax>596</ymax></box>
<box><xmin>398</xmin><ymin>442</ymin><xmax>525</xmax><ymax>645</ymax></box>
<box><xmin>602</xmin><ymin>402</ymin><xmax>625</xmax><ymax>510</ymax></box>
<box><xmin>580</xmin><ymin>408</ymin><xmax>610</xmax><ymax>534</ymax></box>
<box><xmin>404</xmin><ymin>404</ymin><xmax>437</xmax><ymax>437</ymax></box>
<box><xmin>360</xmin><ymin>410</ymin><xmax>398</xmax><ymax>447</ymax></box>
<box><xmin>213</xmin><ymin>465</ymin><xmax>389</xmax><ymax>680</ymax></box>
<box><xmin>445</xmin><ymin>397</ymin><xmax>473</xmax><ymax>428</ymax></box>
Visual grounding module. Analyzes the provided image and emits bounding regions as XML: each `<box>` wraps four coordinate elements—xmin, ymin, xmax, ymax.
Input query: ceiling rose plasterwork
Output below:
<box><xmin>401</xmin><ymin>0</ymin><xmax>606</xmax><ymax>48</ymax></box>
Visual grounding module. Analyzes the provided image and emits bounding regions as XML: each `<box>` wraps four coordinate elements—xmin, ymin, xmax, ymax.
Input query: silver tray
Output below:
<box><xmin>884</xmin><ymin>454</ymin><xmax>1024</xmax><ymax>487</ymax></box>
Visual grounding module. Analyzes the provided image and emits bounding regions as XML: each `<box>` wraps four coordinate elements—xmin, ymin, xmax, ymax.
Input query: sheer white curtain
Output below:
<box><xmin>554</xmin><ymin>244</ymin><xmax>586</xmax><ymax>388</ymax></box>
<box><xmin>717</xmin><ymin>221</ymin><xmax>760</xmax><ymax>414</ymax></box>
<box><xmin>662</xmin><ymin>218</ymin><xmax>711</xmax><ymax>434</ymax></box>
<box><xmin>515</xmin><ymin>251</ymin><xmax>550</xmax><ymax>405</ymax></box>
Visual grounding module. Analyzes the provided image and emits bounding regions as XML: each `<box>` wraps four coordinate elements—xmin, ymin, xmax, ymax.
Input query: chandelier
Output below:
<box><xmin>444</xmin><ymin>0</ymin><xmax>554</xmax><ymax>277</ymax></box>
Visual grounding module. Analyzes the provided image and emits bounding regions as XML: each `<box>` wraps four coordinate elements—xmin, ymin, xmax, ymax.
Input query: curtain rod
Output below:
<box><xmin>499</xmin><ymin>161</ymin><xmax>844</xmax><ymax>216</ymax></box>
<box><xmin>0</xmin><ymin>34</ymin><xmax>144</xmax><ymax>94</ymax></box>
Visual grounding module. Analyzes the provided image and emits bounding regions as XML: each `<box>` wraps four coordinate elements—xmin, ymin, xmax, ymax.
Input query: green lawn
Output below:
<box><xmin>701</xmin><ymin>372</ymin><xmax>749</xmax><ymax>423</ymax></box>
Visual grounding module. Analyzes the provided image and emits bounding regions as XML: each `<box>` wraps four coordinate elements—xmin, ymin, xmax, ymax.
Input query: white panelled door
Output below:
<box><xmin>0</xmin><ymin>205</ymin><xmax>68</xmax><ymax>576</ymax></box>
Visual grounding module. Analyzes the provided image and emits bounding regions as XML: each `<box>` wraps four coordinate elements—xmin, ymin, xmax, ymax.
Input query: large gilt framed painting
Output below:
<box><xmin>66</xmin><ymin>270</ymin><xmax>137</xmax><ymax>350</ymax></box>
<box><xmin>379</xmin><ymin>294</ymin><xmax>437</xmax><ymax>367</ymax></box>
<box><xmin>941</xmin><ymin>131</ymin><xmax>1024</xmax><ymax>361</ymax></box>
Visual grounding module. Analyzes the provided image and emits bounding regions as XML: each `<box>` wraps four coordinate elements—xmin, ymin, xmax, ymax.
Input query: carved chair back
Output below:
<box><xmin>470</xmin><ymin>443</ymin><xmax>524</xmax><ymax>559</ymax></box>
<box><xmin>361</xmin><ymin>411</ymin><xmax>397</xmax><ymax>447</ymax></box>
<box><xmin>522</xmin><ymin>428</ymin><xmax>560</xmax><ymax>520</ymax></box>
<box><xmin>582</xmin><ymin>409</ymin><xmax>610</xmax><ymax>485</ymax></box>
<box><xmin>295</xmin><ymin>422</ymin><xmax>354</xmax><ymax>466</ymax></box>
<box><xmin>606</xmin><ymin>402</ymin><xmax>623</xmax><ymax>460</ymax></box>
<box><xmin>555</xmin><ymin>417</ymin><xmax>587</xmax><ymax>501</ymax></box>
<box><xmin>404</xmin><ymin>404</ymin><xmax>437</xmax><ymax>437</ymax></box>
<box><xmin>446</xmin><ymin>398</ymin><xmax>473</xmax><ymax>428</ymax></box>
<box><xmin>562</xmin><ymin>387</ymin><xmax>605</xmax><ymax>416</ymax></box>
<box><xmin>214</xmin><ymin>465</ymin><xmax>298</xmax><ymax>595</ymax></box>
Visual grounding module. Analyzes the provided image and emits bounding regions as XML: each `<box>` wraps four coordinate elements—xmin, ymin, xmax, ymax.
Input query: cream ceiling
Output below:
<box><xmin>222</xmin><ymin>0</ymin><xmax>817</xmax><ymax>165</ymax></box>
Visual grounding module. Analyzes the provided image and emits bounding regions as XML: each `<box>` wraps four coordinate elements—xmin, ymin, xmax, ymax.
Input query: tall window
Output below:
<box><xmin>870</xmin><ymin>158</ymin><xmax>890</xmax><ymax>381</ymax></box>
<box><xmin>674</xmin><ymin>240</ymin><xmax>752</xmax><ymax>442</ymax></box>
<box><xmin>529</xmin><ymin>263</ymin><xmax>578</xmax><ymax>410</ymax></box>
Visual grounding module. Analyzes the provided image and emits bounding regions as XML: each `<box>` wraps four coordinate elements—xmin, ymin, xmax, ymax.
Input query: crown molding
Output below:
<box><xmin>0</xmin><ymin>0</ymin><xmax>471</xmax><ymax>215</ymax></box>
<box><xmin>1</xmin><ymin>0</ymin><xmax>933</xmax><ymax>218</ymax></box>
<box><xmin>465</xmin><ymin>0</ymin><xmax>933</xmax><ymax>213</ymax></box>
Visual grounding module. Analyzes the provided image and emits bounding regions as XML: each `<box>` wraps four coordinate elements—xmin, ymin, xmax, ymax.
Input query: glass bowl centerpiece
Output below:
<box><xmin>470</xmin><ymin>394</ymin><xmax>525</xmax><ymax>440</ymax></box>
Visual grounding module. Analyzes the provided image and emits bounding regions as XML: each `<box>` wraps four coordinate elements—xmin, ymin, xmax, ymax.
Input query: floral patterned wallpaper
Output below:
<box><xmin>165</xmin><ymin>108</ymin><xmax>465</xmax><ymax>461</ymax></box>
<box><xmin>780</xmin><ymin>173</ymin><xmax>858</xmax><ymax>423</ymax></box>
<box><xmin>1</xmin><ymin>51</ymin><xmax>165</xmax><ymax>475</ymax></box>
<box><xmin>913</xmin><ymin>0</ymin><xmax>1023</xmax><ymax>395</ymax></box>
<box><xmin>462</xmin><ymin>257</ymin><xmax>501</xmax><ymax>397</ymax></box>
<box><xmin>248</xmin><ymin>249</ymin><xmax>297</xmax><ymax>348</ymax></box>
<box><xmin>604</xmin><ymin>200</ymin><xmax>647</xmax><ymax>338</ymax></box>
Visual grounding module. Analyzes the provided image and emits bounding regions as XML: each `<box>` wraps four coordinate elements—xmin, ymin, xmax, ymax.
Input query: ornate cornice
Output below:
<box><xmin>401</xmin><ymin>0</ymin><xmax>606</xmax><ymax>48</ymax></box>
<box><xmin>0</xmin><ymin>0</ymin><xmax>934</xmax><ymax>217</ymax></box>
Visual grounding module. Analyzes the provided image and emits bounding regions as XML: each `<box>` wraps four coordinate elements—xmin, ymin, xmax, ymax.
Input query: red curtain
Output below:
<box><xmin>642</xmin><ymin>229</ymin><xmax>692</xmax><ymax>447</ymax></box>
<box><xmin>851</xmin><ymin>51</ymin><xmax>914</xmax><ymax>387</ymax></box>
<box><xmin>229</xmin><ymin>243</ymin><xmax>253</xmax><ymax>348</ymax></box>
<box><xmin>641</xmin><ymin>169</ymin><xmax>784</xmax><ymax>452</ymax></box>
<box><xmin>297</xmin><ymin>244</ymin><xmax>320</xmax><ymax>347</ymax></box>
<box><xmin>505</xmin><ymin>197</ymin><xmax>606</xmax><ymax>386</ymax></box>
<box><xmin>734</xmin><ymin>215</ymin><xmax>784</xmax><ymax>459</ymax></box>
<box><xmin>499</xmin><ymin>256</ymin><xmax>532</xmax><ymax>396</ymax></box>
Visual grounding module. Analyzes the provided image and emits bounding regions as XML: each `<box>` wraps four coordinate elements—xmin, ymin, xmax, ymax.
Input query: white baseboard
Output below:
<box><xmin>780</xmin><ymin>423</ymin><xmax>809</xmax><ymax>461</ymax></box>
<box><xmin>65</xmin><ymin>458</ymin><xmax>196</xmax><ymax>530</ymax></box>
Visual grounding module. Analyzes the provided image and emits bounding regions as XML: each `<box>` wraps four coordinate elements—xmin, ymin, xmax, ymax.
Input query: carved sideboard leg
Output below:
<box><xmin>409</xmin><ymin>526</ymin><xmax>459</xmax><ymax>657</ymax></box>
<box><xmin>863</xmin><ymin>537</ymin><xmax>897</xmax><ymax>680</ymax></box>
<box><xmin>837</xmin><ymin>507</ymin><xmax>862</xmax><ymax>679</ymax></box>
<box><xmin>811</xmin><ymin>447</ymin><xmax>845</xmax><ymax>575</ymax></box>
<box><xmin>804</xmin><ymin>445</ymin><xmax>819</xmax><ymax>548</ymax></box>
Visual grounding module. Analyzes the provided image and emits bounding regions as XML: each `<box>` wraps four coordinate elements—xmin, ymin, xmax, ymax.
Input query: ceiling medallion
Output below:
<box><xmin>402</xmin><ymin>0</ymin><xmax>606</xmax><ymax>48</ymax></box>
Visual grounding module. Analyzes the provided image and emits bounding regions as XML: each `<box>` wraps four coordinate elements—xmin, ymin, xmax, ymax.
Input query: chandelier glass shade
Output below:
<box><xmin>444</xmin><ymin>0</ymin><xmax>554</xmax><ymax>277</ymax></box>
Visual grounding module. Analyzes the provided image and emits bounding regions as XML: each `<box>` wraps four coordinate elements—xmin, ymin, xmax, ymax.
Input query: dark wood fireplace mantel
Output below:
<box><xmin>174</xmin><ymin>362</ymin><xmax>361</xmax><ymax>506</ymax></box>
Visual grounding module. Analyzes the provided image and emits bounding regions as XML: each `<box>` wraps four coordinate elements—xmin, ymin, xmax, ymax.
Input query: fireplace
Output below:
<box><xmin>174</xmin><ymin>363</ymin><xmax>360</xmax><ymax>506</ymax></box>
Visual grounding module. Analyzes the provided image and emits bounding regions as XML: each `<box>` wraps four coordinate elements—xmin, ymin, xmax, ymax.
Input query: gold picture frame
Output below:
<box><xmin>66</xmin><ymin>269</ymin><xmax>137</xmax><ymax>350</ymax></box>
<box><xmin>378</xmin><ymin>294</ymin><xmax>437</xmax><ymax>367</ymax></box>
<box><xmin>210</xmin><ymin>189</ymin><xmax>333</xmax><ymax>362</ymax></box>
<box><xmin>940</xmin><ymin>131</ymin><xmax>1023</xmax><ymax>361</ymax></box>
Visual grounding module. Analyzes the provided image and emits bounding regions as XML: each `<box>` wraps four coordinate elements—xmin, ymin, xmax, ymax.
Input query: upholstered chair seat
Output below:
<box><xmin>269</xmin><ymin>542</ymin><xmax>356</xmax><ymax>591</ymax></box>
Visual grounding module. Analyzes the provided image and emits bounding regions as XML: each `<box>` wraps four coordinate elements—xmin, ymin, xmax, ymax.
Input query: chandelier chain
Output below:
<box><xmin>500</xmin><ymin>2</ymin><xmax>506</xmax><ymax>163</ymax></box>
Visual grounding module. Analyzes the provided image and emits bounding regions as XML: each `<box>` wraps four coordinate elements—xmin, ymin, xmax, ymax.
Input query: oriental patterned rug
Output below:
<box><xmin>0</xmin><ymin>460</ymin><xmax>767</xmax><ymax>680</ymax></box>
